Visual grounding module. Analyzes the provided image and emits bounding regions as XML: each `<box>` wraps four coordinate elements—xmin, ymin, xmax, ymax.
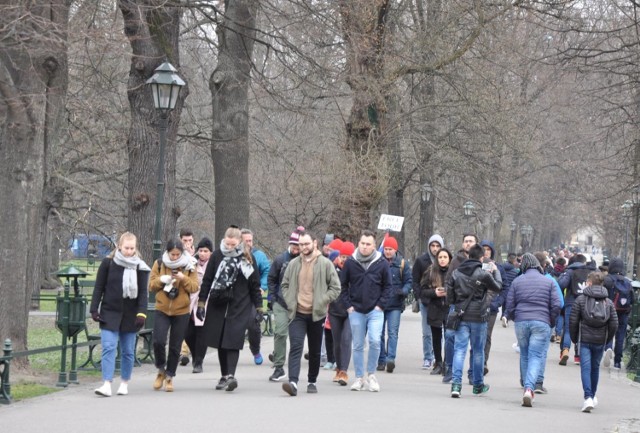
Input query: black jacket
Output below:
<box><xmin>412</xmin><ymin>253</ymin><xmax>432</xmax><ymax>303</ymax></box>
<box><xmin>90</xmin><ymin>258</ymin><xmax>149</xmax><ymax>333</ymax></box>
<box><xmin>569</xmin><ymin>285</ymin><xmax>618</xmax><ymax>345</ymax></box>
<box><xmin>420</xmin><ymin>264</ymin><xmax>450</xmax><ymax>326</ymax></box>
<box><xmin>339</xmin><ymin>252</ymin><xmax>393</xmax><ymax>314</ymax></box>
<box><xmin>267</xmin><ymin>249</ymin><xmax>295</xmax><ymax>308</ymax></box>
<box><xmin>446</xmin><ymin>259</ymin><xmax>501</xmax><ymax>322</ymax></box>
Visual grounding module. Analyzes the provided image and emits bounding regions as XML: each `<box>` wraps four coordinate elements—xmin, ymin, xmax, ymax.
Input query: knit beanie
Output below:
<box><xmin>328</xmin><ymin>238</ymin><xmax>344</xmax><ymax>251</ymax></box>
<box><xmin>289</xmin><ymin>226</ymin><xmax>305</xmax><ymax>244</ymax></box>
<box><xmin>340</xmin><ymin>242</ymin><xmax>356</xmax><ymax>256</ymax></box>
<box><xmin>196</xmin><ymin>237</ymin><xmax>213</xmax><ymax>252</ymax></box>
<box><xmin>329</xmin><ymin>250</ymin><xmax>340</xmax><ymax>262</ymax></box>
<box><xmin>520</xmin><ymin>253</ymin><xmax>542</xmax><ymax>274</ymax></box>
<box><xmin>383</xmin><ymin>236</ymin><xmax>398</xmax><ymax>251</ymax></box>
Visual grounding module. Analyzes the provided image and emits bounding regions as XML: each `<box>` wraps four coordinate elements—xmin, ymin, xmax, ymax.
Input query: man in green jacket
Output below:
<box><xmin>280</xmin><ymin>232</ymin><xmax>341</xmax><ymax>396</ymax></box>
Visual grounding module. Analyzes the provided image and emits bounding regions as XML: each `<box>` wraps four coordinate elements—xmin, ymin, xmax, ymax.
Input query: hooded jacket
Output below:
<box><xmin>446</xmin><ymin>259</ymin><xmax>502</xmax><ymax>322</ymax></box>
<box><xmin>569</xmin><ymin>285</ymin><xmax>618</xmax><ymax>345</ymax></box>
<box><xmin>412</xmin><ymin>234</ymin><xmax>444</xmax><ymax>302</ymax></box>
<box><xmin>603</xmin><ymin>257</ymin><xmax>635</xmax><ymax>308</ymax></box>
<box><xmin>558</xmin><ymin>261</ymin><xmax>590</xmax><ymax>307</ymax></box>
<box><xmin>480</xmin><ymin>240</ymin><xmax>507</xmax><ymax>313</ymax></box>
<box><xmin>267</xmin><ymin>248</ymin><xmax>297</xmax><ymax>308</ymax></box>
<box><xmin>339</xmin><ymin>251</ymin><xmax>393</xmax><ymax>314</ymax></box>
<box><xmin>385</xmin><ymin>252</ymin><xmax>413</xmax><ymax>310</ymax></box>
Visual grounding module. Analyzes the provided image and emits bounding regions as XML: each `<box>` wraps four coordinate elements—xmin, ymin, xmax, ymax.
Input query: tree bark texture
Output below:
<box><xmin>0</xmin><ymin>0</ymin><xmax>69</xmax><ymax>353</ymax></box>
<box><xmin>329</xmin><ymin>0</ymin><xmax>391</xmax><ymax>241</ymax></box>
<box><xmin>210</xmin><ymin>0</ymin><xmax>259</xmax><ymax>244</ymax></box>
<box><xmin>120</xmin><ymin>0</ymin><xmax>187</xmax><ymax>262</ymax></box>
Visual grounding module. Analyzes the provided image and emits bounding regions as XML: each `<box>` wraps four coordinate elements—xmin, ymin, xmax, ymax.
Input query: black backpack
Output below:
<box><xmin>570</xmin><ymin>267</ymin><xmax>590</xmax><ymax>297</ymax></box>
<box><xmin>612</xmin><ymin>276</ymin><xmax>632</xmax><ymax>313</ymax></box>
<box><xmin>582</xmin><ymin>295</ymin><xmax>611</xmax><ymax>328</ymax></box>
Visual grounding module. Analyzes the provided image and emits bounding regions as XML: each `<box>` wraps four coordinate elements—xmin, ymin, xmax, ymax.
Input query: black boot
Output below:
<box><xmin>430</xmin><ymin>362</ymin><xmax>443</xmax><ymax>375</ymax></box>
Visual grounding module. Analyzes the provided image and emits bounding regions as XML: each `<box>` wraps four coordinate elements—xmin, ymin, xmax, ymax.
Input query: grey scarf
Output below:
<box><xmin>113</xmin><ymin>251</ymin><xmax>151</xmax><ymax>299</ymax></box>
<box><xmin>355</xmin><ymin>250</ymin><xmax>378</xmax><ymax>270</ymax></box>
<box><xmin>162</xmin><ymin>251</ymin><xmax>196</xmax><ymax>272</ymax></box>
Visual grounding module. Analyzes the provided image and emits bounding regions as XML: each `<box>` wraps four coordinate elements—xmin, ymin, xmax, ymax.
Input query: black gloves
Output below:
<box><xmin>196</xmin><ymin>302</ymin><xmax>206</xmax><ymax>322</ymax></box>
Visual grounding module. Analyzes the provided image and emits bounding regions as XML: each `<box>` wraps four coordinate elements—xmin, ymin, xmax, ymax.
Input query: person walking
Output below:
<box><xmin>91</xmin><ymin>232</ymin><xmax>150</xmax><ymax>397</ymax></box>
<box><xmin>148</xmin><ymin>239</ymin><xmax>199</xmax><ymax>392</ymax></box>
<box><xmin>196</xmin><ymin>226</ymin><xmax>263</xmax><ymax>392</ymax></box>
<box><xmin>603</xmin><ymin>257</ymin><xmax>635</xmax><ymax>369</ymax></box>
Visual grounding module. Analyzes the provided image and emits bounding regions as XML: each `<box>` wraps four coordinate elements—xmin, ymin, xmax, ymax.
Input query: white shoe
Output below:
<box><xmin>116</xmin><ymin>383</ymin><xmax>128</xmax><ymax>395</ymax></box>
<box><xmin>581</xmin><ymin>397</ymin><xmax>594</xmax><ymax>413</ymax></box>
<box><xmin>512</xmin><ymin>342</ymin><xmax>520</xmax><ymax>353</ymax></box>
<box><xmin>602</xmin><ymin>348</ymin><xmax>613</xmax><ymax>368</ymax></box>
<box><xmin>368</xmin><ymin>374</ymin><xmax>380</xmax><ymax>392</ymax></box>
<box><xmin>94</xmin><ymin>382</ymin><xmax>112</xmax><ymax>397</ymax></box>
<box><xmin>350</xmin><ymin>377</ymin><xmax>366</xmax><ymax>391</ymax></box>
<box><xmin>593</xmin><ymin>396</ymin><xmax>598</xmax><ymax>408</ymax></box>
<box><xmin>501</xmin><ymin>316</ymin><xmax>508</xmax><ymax>328</ymax></box>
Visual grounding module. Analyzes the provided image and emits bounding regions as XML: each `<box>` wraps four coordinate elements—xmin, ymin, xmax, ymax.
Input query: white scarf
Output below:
<box><xmin>113</xmin><ymin>251</ymin><xmax>151</xmax><ymax>299</ymax></box>
<box><xmin>162</xmin><ymin>251</ymin><xmax>196</xmax><ymax>272</ymax></box>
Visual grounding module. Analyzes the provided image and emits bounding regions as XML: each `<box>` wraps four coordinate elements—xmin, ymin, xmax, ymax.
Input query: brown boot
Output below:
<box><xmin>164</xmin><ymin>377</ymin><xmax>174</xmax><ymax>392</ymax></box>
<box><xmin>153</xmin><ymin>370</ymin><xmax>166</xmax><ymax>390</ymax></box>
<box><xmin>332</xmin><ymin>370</ymin><xmax>340</xmax><ymax>383</ymax></box>
<box><xmin>338</xmin><ymin>370</ymin><xmax>348</xmax><ymax>386</ymax></box>
<box><xmin>559</xmin><ymin>348</ymin><xmax>569</xmax><ymax>366</ymax></box>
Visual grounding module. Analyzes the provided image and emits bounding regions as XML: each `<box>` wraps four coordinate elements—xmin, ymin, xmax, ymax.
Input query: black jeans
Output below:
<box><xmin>218</xmin><ymin>348</ymin><xmax>240</xmax><ymax>376</ymax></box>
<box><xmin>184</xmin><ymin>318</ymin><xmax>208</xmax><ymax>366</ymax></box>
<box><xmin>329</xmin><ymin>313</ymin><xmax>352</xmax><ymax>371</ymax></box>
<box><xmin>288</xmin><ymin>312</ymin><xmax>324</xmax><ymax>383</ymax></box>
<box><xmin>431</xmin><ymin>325</ymin><xmax>443</xmax><ymax>364</ymax></box>
<box><xmin>248</xmin><ymin>319</ymin><xmax>262</xmax><ymax>355</ymax></box>
<box><xmin>153</xmin><ymin>311</ymin><xmax>190</xmax><ymax>377</ymax></box>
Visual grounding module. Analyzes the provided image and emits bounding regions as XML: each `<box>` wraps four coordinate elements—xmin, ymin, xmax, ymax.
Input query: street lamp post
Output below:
<box><xmin>521</xmin><ymin>224</ymin><xmax>532</xmax><ymax>252</ymax></box>
<box><xmin>418</xmin><ymin>183</ymin><xmax>433</xmax><ymax>250</ymax></box>
<box><xmin>463</xmin><ymin>201</ymin><xmax>475</xmax><ymax>232</ymax></box>
<box><xmin>509</xmin><ymin>221</ymin><xmax>517</xmax><ymax>252</ymax></box>
<box><xmin>632</xmin><ymin>186</ymin><xmax>640</xmax><ymax>280</ymax></box>
<box><xmin>622</xmin><ymin>200</ymin><xmax>633</xmax><ymax>275</ymax></box>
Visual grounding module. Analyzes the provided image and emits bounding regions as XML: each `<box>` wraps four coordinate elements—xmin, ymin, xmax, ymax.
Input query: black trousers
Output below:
<box><xmin>288</xmin><ymin>312</ymin><xmax>324</xmax><ymax>384</ymax></box>
<box><xmin>184</xmin><ymin>318</ymin><xmax>208</xmax><ymax>366</ymax></box>
<box><xmin>153</xmin><ymin>311</ymin><xmax>190</xmax><ymax>377</ymax></box>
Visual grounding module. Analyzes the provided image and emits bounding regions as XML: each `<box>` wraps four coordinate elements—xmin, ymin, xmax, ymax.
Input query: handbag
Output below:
<box><xmin>411</xmin><ymin>298</ymin><xmax>420</xmax><ymax>313</ymax></box>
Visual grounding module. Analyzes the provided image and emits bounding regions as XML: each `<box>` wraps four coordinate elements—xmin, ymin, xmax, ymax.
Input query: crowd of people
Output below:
<box><xmin>89</xmin><ymin>227</ymin><xmax>635</xmax><ymax>412</ymax></box>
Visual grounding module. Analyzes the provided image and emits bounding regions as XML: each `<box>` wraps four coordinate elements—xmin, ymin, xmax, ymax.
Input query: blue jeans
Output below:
<box><xmin>514</xmin><ymin>320</ymin><xmax>551</xmax><ymax>390</ymax></box>
<box><xmin>562</xmin><ymin>305</ymin><xmax>572</xmax><ymax>350</ymax></box>
<box><xmin>606</xmin><ymin>312</ymin><xmax>629</xmax><ymax>365</ymax></box>
<box><xmin>452</xmin><ymin>321</ymin><xmax>487</xmax><ymax>386</ymax></box>
<box><xmin>100</xmin><ymin>329</ymin><xmax>136</xmax><ymax>382</ymax></box>
<box><xmin>444</xmin><ymin>328</ymin><xmax>455</xmax><ymax>368</ymax></box>
<box><xmin>349</xmin><ymin>309</ymin><xmax>384</xmax><ymax>378</ymax></box>
<box><xmin>379</xmin><ymin>309</ymin><xmax>402</xmax><ymax>363</ymax></box>
<box><xmin>580</xmin><ymin>342</ymin><xmax>604</xmax><ymax>399</ymax></box>
<box><xmin>555</xmin><ymin>310</ymin><xmax>564</xmax><ymax>337</ymax></box>
<box><xmin>419</xmin><ymin>303</ymin><xmax>435</xmax><ymax>362</ymax></box>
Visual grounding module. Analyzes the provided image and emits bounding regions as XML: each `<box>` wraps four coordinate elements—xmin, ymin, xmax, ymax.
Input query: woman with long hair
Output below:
<box><xmin>149</xmin><ymin>239</ymin><xmax>199</xmax><ymax>392</ymax></box>
<box><xmin>197</xmin><ymin>226</ymin><xmax>262</xmax><ymax>392</ymax></box>
<box><xmin>90</xmin><ymin>232</ymin><xmax>150</xmax><ymax>397</ymax></box>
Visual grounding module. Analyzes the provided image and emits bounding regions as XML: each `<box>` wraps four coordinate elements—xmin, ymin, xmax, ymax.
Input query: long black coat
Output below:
<box><xmin>420</xmin><ymin>265</ymin><xmax>449</xmax><ymax>327</ymax></box>
<box><xmin>90</xmin><ymin>257</ymin><xmax>149</xmax><ymax>333</ymax></box>
<box><xmin>199</xmin><ymin>250</ymin><xmax>262</xmax><ymax>350</ymax></box>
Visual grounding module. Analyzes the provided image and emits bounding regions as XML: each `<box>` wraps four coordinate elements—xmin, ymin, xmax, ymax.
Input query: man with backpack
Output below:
<box><xmin>603</xmin><ymin>257</ymin><xmax>635</xmax><ymax>369</ymax></box>
<box><xmin>569</xmin><ymin>272</ymin><xmax>618</xmax><ymax>413</ymax></box>
<box><xmin>558</xmin><ymin>254</ymin><xmax>592</xmax><ymax>365</ymax></box>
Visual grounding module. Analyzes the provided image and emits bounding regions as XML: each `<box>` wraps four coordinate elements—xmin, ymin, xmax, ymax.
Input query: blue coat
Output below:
<box><xmin>506</xmin><ymin>269</ymin><xmax>562</xmax><ymax>327</ymax></box>
<box><xmin>339</xmin><ymin>252</ymin><xmax>393</xmax><ymax>314</ymax></box>
<box><xmin>385</xmin><ymin>253</ymin><xmax>413</xmax><ymax>311</ymax></box>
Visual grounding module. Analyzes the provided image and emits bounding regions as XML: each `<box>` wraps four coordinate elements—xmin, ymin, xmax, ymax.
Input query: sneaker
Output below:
<box><xmin>522</xmin><ymin>388</ymin><xmax>534</xmax><ymax>407</ymax></box>
<box><xmin>581</xmin><ymin>397</ymin><xmax>594</xmax><ymax>413</ymax></box>
<box><xmin>94</xmin><ymin>382</ymin><xmax>112</xmax><ymax>397</ymax></box>
<box><xmin>386</xmin><ymin>360</ymin><xmax>395</xmax><ymax>373</ymax></box>
<box><xmin>268</xmin><ymin>353</ymin><xmax>275</xmax><ymax>363</ymax></box>
<box><xmin>484</xmin><ymin>366</ymin><xmax>489</xmax><ymax>376</ymax></box>
<box><xmin>559</xmin><ymin>348</ymin><xmax>569</xmax><ymax>365</ymax></box>
<box><xmin>224</xmin><ymin>376</ymin><xmax>238</xmax><ymax>392</ymax></box>
<box><xmin>323</xmin><ymin>362</ymin><xmax>335</xmax><ymax>370</ymax></box>
<box><xmin>282</xmin><ymin>381</ymin><xmax>298</xmax><ymax>396</ymax></box>
<box><xmin>307</xmin><ymin>383</ymin><xmax>318</xmax><ymax>394</ymax></box>
<box><xmin>116</xmin><ymin>382</ymin><xmax>128</xmax><ymax>396</ymax></box>
<box><xmin>153</xmin><ymin>371</ymin><xmax>166</xmax><ymax>390</ymax></box>
<box><xmin>451</xmin><ymin>383</ymin><xmax>462</xmax><ymax>398</ymax></box>
<box><xmin>442</xmin><ymin>369</ymin><xmax>453</xmax><ymax>384</ymax></box>
<box><xmin>472</xmin><ymin>383</ymin><xmax>490</xmax><ymax>395</ymax></box>
<box><xmin>368</xmin><ymin>374</ymin><xmax>380</xmax><ymax>392</ymax></box>
<box><xmin>512</xmin><ymin>342</ymin><xmax>520</xmax><ymax>353</ymax></box>
<box><xmin>501</xmin><ymin>316</ymin><xmax>508</xmax><ymax>328</ymax></box>
<box><xmin>593</xmin><ymin>396</ymin><xmax>598</xmax><ymax>408</ymax></box>
<box><xmin>254</xmin><ymin>353</ymin><xmax>264</xmax><ymax>365</ymax></box>
<box><xmin>614</xmin><ymin>362</ymin><xmax>622</xmax><ymax>369</ymax></box>
<box><xmin>269</xmin><ymin>367</ymin><xmax>286</xmax><ymax>382</ymax></box>
<box><xmin>164</xmin><ymin>377</ymin><xmax>173</xmax><ymax>392</ymax></box>
<box><xmin>534</xmin><ymin>383</ymin><xmax>548</xmax><ymax>394</ymax></box>
<box><xmin>422</xmin><ymin>359</ymin><xmax>433</xmax><ymax>369</ymax></box>
<box><xmin>430</xmin><ymin>363</ymin><xmax>442</xmax><ymax>375</ymax></box>
<box><xmin>338</xmin><ymin>370</ymin><xmax>349</xmax><ymax>386</ymax></box>
<box><xmin>179</xmin><ymin>355</ymin><xmax>190</xmax><ymax>366</ymax></box>
<box><xmin>574</xmin><ymin>356</ymin><xmax>580</xmax><ymax>365</ymax></box>
<box><xmin>555</xmin><ymin>335</ymin><xmax>562</xmax><ymax>343</ymax></box>
<box><xmin>376</xmin><ymin>362</ymin><xmax>386</xmax><ymax>371</ymax></box>
<box><xmin>350</xmin><ymin>377</ymin><xmax>366</xmax><ymax>391</ymax></box>
<box><xmin>550</xmin><ymin>333</ymin><xmax>556</xmax><ymax>343</ymax></box>
<box><xmin>603</xmin><ymin>348</ymin><xmax>613</xmax><ymax>368</ymax></box>
<box><xmin>467</xmin><ymin>374</ymin><xmax>473</xmax><ymax>385</ymax></box>
<box><xmin>215</xmin><ymin>376</ymin><xmax>228</xmax><ymax>390</ymax></box>
<box><xmin>192</xmin><ymin>363</ymin><xmax>203</xmax><ymax>374</ymax></box>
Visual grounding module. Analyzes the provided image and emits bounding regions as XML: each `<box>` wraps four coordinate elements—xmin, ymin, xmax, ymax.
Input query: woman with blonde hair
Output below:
<box><xmin>197</xmin><ymin>226</ymin><xmax>262</xmax><ymax>391</ymax></box>
<box><xmin>90</xmin><ymin>232</ymin><xmax>150</xmax><ymax>397</ymax></box>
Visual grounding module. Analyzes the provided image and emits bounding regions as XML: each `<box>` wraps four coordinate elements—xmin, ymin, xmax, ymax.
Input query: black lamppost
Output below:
<box><xmin>418</xmin><ymin>183</ymin><xmax>433</xmax><ymax>251</ymax></box>
<box><xmin>509</xmin><ymin>221</ymin><xmax>517</xmax><ymax>252</ymax></box>
<box><xmin>622</xmin><ymin>200</ymin><xmax>633</xmax><ymax>275</ymax></box>
<box><xmin>521</xmin><ymin>224</ymin><xmax>532</xmax><ymax>252</ymax></box>
<box><xmin>463</xmin><ymin>201</ymin><xmax>475</xmax><ymax>232</ymax></box>
<box><xmin>632</xmin><ymin>186</ymin><xmax>640</xmax><ymax>279</ymax></box>
<box><xmin>146</xmin><ymin>62</ymin><xmax>186</xmax><ymax>264</ymax></box>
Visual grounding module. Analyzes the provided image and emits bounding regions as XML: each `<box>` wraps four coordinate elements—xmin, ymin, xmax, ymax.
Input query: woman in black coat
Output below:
<box><xmin>90</xmin><ymin>232</ymin><xmax>150</xmax><ymax>397</ymax></box>
<box><xmin>197</xmin><ymin>226</ymin><xmax>262</xmax><ymax>391</ymax></box>
<box><xmin>420</xmin><ymin>248</ymin><xmax>452</xmax><ymax>376</ymax></box>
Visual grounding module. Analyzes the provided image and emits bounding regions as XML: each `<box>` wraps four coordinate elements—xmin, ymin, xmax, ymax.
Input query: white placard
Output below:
<box><xmin>377</xmin><ymin>214</ymin><xmax>405</xmax><ymax>232</ymax></box>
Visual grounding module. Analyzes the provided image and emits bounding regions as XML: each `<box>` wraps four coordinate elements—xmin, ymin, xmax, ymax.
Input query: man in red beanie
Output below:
<box><xmin>377</xmin><ymin>236</ymin><xmax>412</xmax><ymax>373</ymax></box>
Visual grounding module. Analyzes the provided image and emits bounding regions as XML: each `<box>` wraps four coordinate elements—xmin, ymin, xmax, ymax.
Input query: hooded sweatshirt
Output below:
<box><xmin>412</xmin><ymin>234</ymin><xmax>444</xmax><ymax>302</ymax></box>
<box><xmin>569</xmin><ymin>285</ymin><xmax>618</xmax><ymax>345</ymax></box>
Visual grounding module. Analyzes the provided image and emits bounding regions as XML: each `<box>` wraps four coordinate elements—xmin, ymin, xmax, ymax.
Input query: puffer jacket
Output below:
<box><xmin>569</xmin><ymin>285</ymin><xmax>618</xmax><ymax>345</ymax></box>
<box><xmin>446</xmin><ymin>259</ymin><xmax>501</xmax><ymax>322</ymax></box>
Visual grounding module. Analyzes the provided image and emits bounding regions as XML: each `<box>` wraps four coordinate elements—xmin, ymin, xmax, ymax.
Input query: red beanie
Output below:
<box><xmin>328</xmin><ymin>238</ymin><xmax>343</xmax><ymax>251</ymax></box>
<box><xmin>340</xmin><ymin>241</ymin><xmax>356</xmax><ymax>256</ymax></box>
<box><xmin>383</xmin><ymin>236</ymin><xmax>398</xmax><ymax>250</ymax></box>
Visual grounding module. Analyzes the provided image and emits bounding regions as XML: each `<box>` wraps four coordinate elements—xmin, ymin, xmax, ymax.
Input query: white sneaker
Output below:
<box><xmin>368</xmin><ymin>374</ymin><xmax>380</xmax><ymax>392</ymax></box>
<box><xmin>581</xmin><ymin>397</ymin><xmax>594</xmax><ymax>413</ymax></box>
<box><xmin>94</xmin><ymin>382</ymin><xmax>112</xmax><ymax>397</ymax></box>
<box><xmin>512</xmin><ymin>342</ymin><xmax>520</xmax><ymax>353</ymax></box>
<box><xmin>501</xmin><ymin>316</ymin><xmax>508</xmax><ymax>328</ymax></box>
<box><xmin>593</xmin><ymin>396</ymin><xmax>598</xmax><ymax>408</ymax></box>
<box><xmin>602</xmin><ymin>348</ymin><xmax>613</xmax><ymax>368</ymax></box>
<box><xmin>350</xmin><ymin>377</ymin><xmax>366</xmax><ymax>391</ymax></box>
<box><xmin>116</xmin><ymin>383</ymin><xmax>128</xmax><ymax>395</ymax></box>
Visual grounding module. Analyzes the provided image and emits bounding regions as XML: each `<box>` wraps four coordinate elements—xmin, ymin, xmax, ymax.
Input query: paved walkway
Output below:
<box><xmin>3</xmin><ymin>313</ymin><xmax>639</xmax><ymax>433</ymax></box>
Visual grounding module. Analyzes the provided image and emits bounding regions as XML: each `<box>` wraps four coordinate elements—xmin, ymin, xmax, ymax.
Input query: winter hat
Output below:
<box><xmin>383</xmin><ymin>236</ymin><xmax>398</xmax><ymax>251</ymax></box>
<box><xmin>328</xmin><ymin>238</ymin><xmax>344</xmax><ymax>251</ymax></box>
<box><xmin>289</xmin><ymin>226</ymin><xmax>305</xmax><ymax>244</ymax></box>
<box><xmin>329</xmin><ymin>250</ymin><xmax>340</xmax><ymax>262</ymax></box>
<box><xmin>520</xmin><ymin>253</ymin><xmax>542</xmax><ymax>274</ymax></box>
<box><xmin>196</xmin><ymin>237</ymin><xmax>213</xmax><ymax>252</ymax></box>
<box><xmin>340</xmin><ymin>241</ymin><xmax>356</xmax><ymax>256</ymax></box>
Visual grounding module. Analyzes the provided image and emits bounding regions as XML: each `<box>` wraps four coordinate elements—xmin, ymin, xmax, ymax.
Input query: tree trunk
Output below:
<box><xmin>0</xmin><ymin>0</ymin><xmax>69</xmax><ymax>355</ymax></box>
<box><xmin>210</xmin><ymin>0</ymin><xmax>259</xmax><ymax>244</ymax></box>
<box><xmin>119</xmin><ymin>0</ymin><xmax>187</xmax><ymax>262</ymax></box>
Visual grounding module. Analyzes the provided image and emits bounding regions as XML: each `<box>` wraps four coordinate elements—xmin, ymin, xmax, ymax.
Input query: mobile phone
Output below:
<box><xmin>482</xmin><ymin>263</ymin><xmax>492</xmax><ymax>271</ymax></box>
<box><xmin>171</xmin><ymin>269</ymin><xmax>178</xmax><ymax>275</ymax></box>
